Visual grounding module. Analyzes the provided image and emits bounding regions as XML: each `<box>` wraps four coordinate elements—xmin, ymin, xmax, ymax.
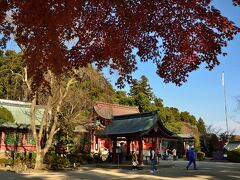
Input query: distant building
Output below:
<box><xmin>224</xmin><ymin>141</ymin><xmax>240</xmax><ymax>151</ymax></box>
<box><xmin>0</xmin><ymin>99</ymin><xmax>43</xmax><ymax>155</ymax></box>
<box><xmin>232</xmin><ymin>135</ymin><xmax>240</xmax><ymax>141</ymax></box>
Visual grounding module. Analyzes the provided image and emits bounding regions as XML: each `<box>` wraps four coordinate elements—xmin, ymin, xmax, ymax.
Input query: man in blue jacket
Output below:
<box><xmin>186</xmin><ymin>146</ymin><xmax>197</xmax><ymax>170</ymax></box>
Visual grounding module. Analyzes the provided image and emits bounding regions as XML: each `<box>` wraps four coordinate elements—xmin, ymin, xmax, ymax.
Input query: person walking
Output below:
<box><xmin>150</xmin><ymin>147</ymin><xmax>157</xmax><ymax>173</ymax></box>
<box><xmin>132</xmin><ymin>151</ymin><xmax>138</xmax><ymax>170</ymax></box>
<box><xmin>172</xmin><ymin>148</ymin><xmax>177</xmax><ymax>160</ymax></box>
<box><xmin>186</xmin><ymin>146</ymin><xmax>197</xmax><ymax>170</ymax></box>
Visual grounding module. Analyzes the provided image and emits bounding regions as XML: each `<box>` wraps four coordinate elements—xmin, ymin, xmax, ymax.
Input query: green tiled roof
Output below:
<box><xmin>99</xmin><ymin>111</ymin><xmax>175</xmax><ymax>137</ymax></box>
<box><xmin>0</xmin><ymin>99</ymin><xmax>43</xmax><ymax>129</ymax></box>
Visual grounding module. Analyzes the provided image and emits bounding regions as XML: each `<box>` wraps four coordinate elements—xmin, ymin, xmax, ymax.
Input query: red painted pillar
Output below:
<box><xmin>95</xmin><ymin>137</ymin><xmax>99</xmax><ymax>152</ymax></box>
<box><xmin>132</xmin><ymin>140</ymin><xmax>135</xmax><ymax>151</ymax></box>
<box><xmin>0</xmin><ymin>131</ymin><xmax>5</xmax><ymax>151</ymax></box>
<box><xmin>138</xmin><ymin>137</ymin><xmax>143</xmax><ymax>165</ymax></box>
<box><xmin>22</xmin><ymin>133</ymin><xmax>26</xmax><ymax>146</ymax></box>
<box><xmin>112</xmin><ymin>138</ymin><xmax>117</xmax><ymax>163</ymax></box>
<box><xmin>126</xmin><ymin>138</ymin><xmax>131</xmax><ymax>160</ymax></box>
<box><xmin>155</xmin><ymin>137</ymin><xmax>158</xmax><ymax>151</ymax></box>
<box><xmin>91</xmin><ymin>130</ymin><xmax>95</xmax><ymax>153</ymax></box>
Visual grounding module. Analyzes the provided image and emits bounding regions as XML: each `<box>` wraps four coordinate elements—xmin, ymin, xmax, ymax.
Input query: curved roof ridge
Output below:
<box><xmin>94</xmin><ymin>102</ymin><xmax>139</xmax><ymax>120</ymax></box>
<box><xmin>113</xmin><ymin>111</ymin><xmax>157</xmax><ymax>120</ymax></box>
<box><xmin>95</xmin><ymin>101</ymin><xmax>139</xmax><ymax>110</ymax></box>
<box><xmin>0</xmin><ymin>99</ymin><xmax>31</xmax><ymax>106</ymax></box>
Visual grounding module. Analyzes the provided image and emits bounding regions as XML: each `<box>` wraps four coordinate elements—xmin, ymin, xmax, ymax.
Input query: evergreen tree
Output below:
<box><xmin>114</xmin><ymin>91</ymin><xmax>135</xmax><ymax>106</ymax></box>
<box><xmin>129</xmin><ymin>75</ymin><xmax>153</xmax><ymax>112</ymax></box>
<box><xmin>179</xmin><ymin>111</ymin><xmax>197</xmax><ymax>125</ymax></box>
<box><xmin>0</xmin><ymin>50</ymin><xmax>25</xmax><ymax>100</ymax></box>
<box><xmin>197</xmin><ymin>118</ymin><xmax>207</xmax><ymax>135</ymax></box>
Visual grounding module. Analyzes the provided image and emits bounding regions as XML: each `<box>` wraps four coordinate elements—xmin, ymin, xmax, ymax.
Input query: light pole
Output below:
<box><xmin>222</xmin><ymin>72</ymin><xmax>229</xmax><ymax>141</ymax></box>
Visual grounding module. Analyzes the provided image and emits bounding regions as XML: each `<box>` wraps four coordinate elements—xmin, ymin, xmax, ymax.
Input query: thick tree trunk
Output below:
<box><xmin>34</xmin><ymin>151</ymin><xmax>45</xmax><ymax>170</ymax></box>
<box><xmin>28</xmin><ymin>73</ymin><xmax>76</xmax><ymax>170</ymax></box>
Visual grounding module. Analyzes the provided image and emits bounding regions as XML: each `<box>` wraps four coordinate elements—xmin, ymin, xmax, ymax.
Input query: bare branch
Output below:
<box><xmin>23</xmin><ymin>67</ymin><xmax>31</xmax><ymax>91</ymax></box>
<box><xmin>54</xmin><ymin>128</ymin><xmax>60</xmax><ymax>135</ymax></box>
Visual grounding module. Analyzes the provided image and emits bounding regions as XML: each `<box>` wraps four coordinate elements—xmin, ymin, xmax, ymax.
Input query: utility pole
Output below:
<box><xmin>222</xmin><ymin>72</ymin><xmax>229</xmax><ymax>141</ymax></box>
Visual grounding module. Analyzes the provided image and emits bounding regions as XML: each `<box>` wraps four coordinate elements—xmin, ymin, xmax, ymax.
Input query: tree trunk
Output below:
<box><xmin>34</xmin><ymin>151</ymin><xmax>45</xmax><ymax>170</ymax></box>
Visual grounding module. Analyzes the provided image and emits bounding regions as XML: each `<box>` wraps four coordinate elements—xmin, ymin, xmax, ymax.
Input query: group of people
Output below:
<box><xmin>131</xmin><ymin>146</ymin><xmax>197</xmax><ymax>173</ymax></box>
<box><xmin>163</xmin><ymin>148</ymin><xmax>177</xmax><ymax>160</ymax></box>
<box><xmin>132</xmin><ymin>147</ymin><xmax>158</xmax><ymax>173</ymax></box>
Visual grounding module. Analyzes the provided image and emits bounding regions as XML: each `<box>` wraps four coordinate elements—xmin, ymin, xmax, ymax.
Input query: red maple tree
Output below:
<box><xmin>0</xmin><ymin>0</ymin><xmax>239</xmax><ymax>87</ymax></box>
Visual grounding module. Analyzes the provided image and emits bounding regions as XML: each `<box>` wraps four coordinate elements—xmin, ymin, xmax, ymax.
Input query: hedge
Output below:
<box><xmin>227</xmin><ymin>148</ymin><xmax>240</xmax><ymax>163</ymax></box>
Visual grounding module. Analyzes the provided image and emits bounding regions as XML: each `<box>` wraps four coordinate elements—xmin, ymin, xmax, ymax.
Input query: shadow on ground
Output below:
<box><xmin>1</xmin><ymin>161</ymin><xmax>240</xmax><ymax>180</ymax></box>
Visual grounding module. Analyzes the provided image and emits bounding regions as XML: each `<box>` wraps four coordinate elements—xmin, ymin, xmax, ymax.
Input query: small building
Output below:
<box><xmin>224</xmin><ymin>141</ymin><xmax>240</xmax><ymax>151</ymax></box>
<box><xmin>0</xmin><ymin>99</ymin><xmax>43</xmax><ymax>156</ymax></box>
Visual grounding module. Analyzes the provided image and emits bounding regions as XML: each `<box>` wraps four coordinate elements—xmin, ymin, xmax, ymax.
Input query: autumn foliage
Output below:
<box><xmin>0</xmin><ymin>0</ymin><xmax>239</xmax><ymax>87</ymax></box>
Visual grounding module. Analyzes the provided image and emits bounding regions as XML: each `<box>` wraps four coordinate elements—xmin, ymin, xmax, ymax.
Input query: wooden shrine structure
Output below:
<box><xmin>97</xmin><ymin>111</ymin><xmax>178</xmax><ymax>164</ymax></box>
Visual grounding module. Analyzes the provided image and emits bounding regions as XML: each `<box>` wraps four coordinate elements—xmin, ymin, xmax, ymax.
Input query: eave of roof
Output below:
<box><xmin>175</xmin><ymin>134</ymin><xmax>195</xmax><ymax>139</ymax></box>
<box><xmin>0</xmin><ymin>123</ymin><xmax>40</xmax><ymax>130</ymax></box>
<box><xmin>0</xmin><ymin>99</ymin><xmax>43</xmax><ymax>127</ymax></box>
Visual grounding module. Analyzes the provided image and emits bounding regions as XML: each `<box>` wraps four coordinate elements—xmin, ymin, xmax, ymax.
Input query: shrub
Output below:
<box><xmin>81</xmin><ymin>153</ymin><xmax>94</xmax><ymax>162</ymax></box>
<box><xmin>26</xmin><ymin>152</ymin><xmax>36</xmax><ymax>161</ymax></box>
<box><xmin>67</xmin><ymin>153</ymin><xmax>93</xmax><ymax>164</ymax></box>
<box><xmin>0</xmin><ymin>158</ymin><xmax>5</xmax><ymax>165</ymax></box>
<box><xmin>44</xmin><ymin>153</ymin><xmax>73</xmax><ymax>169</ymax></box>
<box><xmin>227</xmin><ymin>148</ymin><xmax>240</xmax><ymax>163</ymax></box>
<box><xmin>43</xmin><ymin>153</ymin><xmax>58</xmax><ymax>164</ymax></box>
<box><xmin>67</xmin><ymin>154</ymin><xmax>80</xmax><ymax>164</ymax></box>
<box><xmin>0</xmin><ymin>158</ymin><xmax>8</xmax><ymax>165</ymax></box>
<box><xmin>0</xmin><ymin>158</ymin><xmax>14</xmax><ymax>166</ymax></box>
<box><xmin>58</xmin><ymin>156</ymin><xmax>71</xmax><ymax>167</ymax></box>
<box><xmin>197</xmin><ymin>151</ymin><xmax>205</xmax><ymax>161</ymax></box>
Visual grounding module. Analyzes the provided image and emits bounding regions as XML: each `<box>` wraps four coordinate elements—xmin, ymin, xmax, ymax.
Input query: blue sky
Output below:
<box><xmin>5</xmin><ymin>1</ymin><xmax>240</xmax><ymax>134</ymax></box>
<box><xmin>105</xmin><ymin>1</ymin><xmax>240</xmax><ymax>134</ymax></box>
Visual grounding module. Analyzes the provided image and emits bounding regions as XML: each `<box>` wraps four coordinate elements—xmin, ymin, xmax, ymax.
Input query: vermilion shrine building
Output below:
<box><xmin>90</xmin><ymin>102</ymin><xmax>189</xmax><ymax>164</ymax></box>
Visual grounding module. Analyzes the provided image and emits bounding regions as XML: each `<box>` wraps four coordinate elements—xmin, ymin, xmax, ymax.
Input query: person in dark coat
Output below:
<box><xmin>150</xmin><ymin>147</ymin><xmax>158</xmax><ymax>173</ymax></box>
<box><xmin>186</xmin><ymin>147</ymin><xmax>197</xmax><ymax>170</ymax></box>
